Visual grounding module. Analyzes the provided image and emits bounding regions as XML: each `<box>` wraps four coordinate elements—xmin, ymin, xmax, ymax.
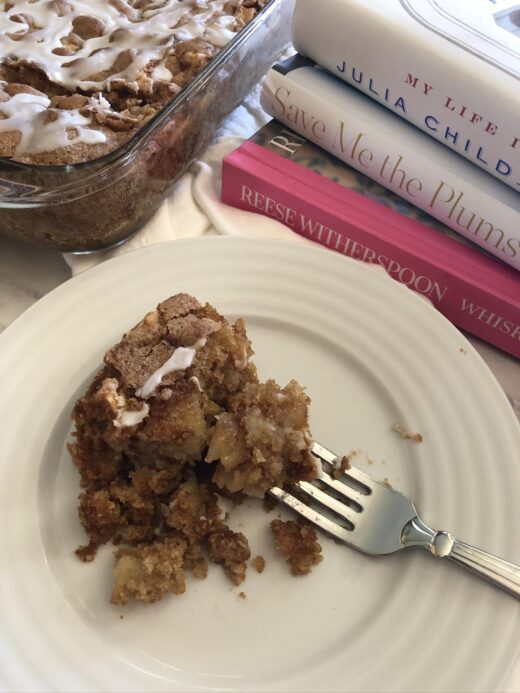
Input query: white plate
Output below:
<box><xmin>0</xmin><ymin>237</ymin><xmax>519</xmax><ymax>693</ymax></box>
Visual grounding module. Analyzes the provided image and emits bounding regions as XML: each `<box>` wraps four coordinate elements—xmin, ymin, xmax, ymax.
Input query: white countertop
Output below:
<box><xmin>0</xmin><ymin>234</ymin><xmax>70</xmax><ymax>332</ymax></box>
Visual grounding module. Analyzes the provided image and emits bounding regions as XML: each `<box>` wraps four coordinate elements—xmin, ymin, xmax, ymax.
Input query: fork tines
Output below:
<box><xmin>269</xmin><ymin>442</ymin><xmax>373</xmax><ymax>543</ymax></box>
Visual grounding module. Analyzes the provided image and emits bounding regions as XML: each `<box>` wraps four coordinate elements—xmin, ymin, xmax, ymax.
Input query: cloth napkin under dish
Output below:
<box><xmin>63</xmin><ymin>82</ymin><xmax>520</xmax><ymax>419</ymax></box>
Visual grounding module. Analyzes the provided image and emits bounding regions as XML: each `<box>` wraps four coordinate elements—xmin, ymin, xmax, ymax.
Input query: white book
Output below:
<box><xmin>260</xmin><ymin>56</ymin><xmax>520</xmax><ymax>270</ymax></box>
<box><xmin>292</xmin><ymin>0</ymin><xmax>520</xmax><ymax>192</ymax></box>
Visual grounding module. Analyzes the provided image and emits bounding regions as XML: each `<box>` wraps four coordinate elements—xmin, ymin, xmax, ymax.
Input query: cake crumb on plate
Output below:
<box><xmin>271</xmin><ymin>519</ymin><xmax>322</xmax><ymax>576</ymax></box>
<box><xmin>331</xmin><ymin>454</ymin><xmax>352</xmax><ymax>479</ymax></box>
<box><xmin>392</xmin><ymin>423</ymin><xmax>423</xmax><ymax>443</ymax></box>
<box><xmin>251</xmin><ymin>555</ymin><xmax>266</xmax><ymax>573</ymax></box>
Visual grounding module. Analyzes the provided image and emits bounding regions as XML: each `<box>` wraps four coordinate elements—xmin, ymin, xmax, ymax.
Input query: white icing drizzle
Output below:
<box><xmin>190</xmin><ymin>375</ymin><xmax>203</xmax><ymax>392</ymax></box>
<box><xmin>0</xmin><ymin>0</ymin><xmax>239</xmax><ymax>92</ymax></box>
<box><xmin>114</xmin><ymin>403</ymin><xmax>150</xmax><ymax>428</ymax></box>
<box><xmin>151</xmin><ymin>64</ymin><xmax>173</xmax><ymax>81</ymax></box>
<box><xmin>136</xmin><ymin>337</ymin><xmax>206</xmax><ymax>398</ymax></box>
<box><xmin>137</xmin><ymin>346</ymin><xmax>196</xmax><ymax>398</ymax></box>
<box><xmin>203</xmin><ymin>24</ymin><xmax>236</xmax><ymax>48</ymax></box>
<box><xmin>98</xmin><ymin>378</ymin><xmax>150</xmax><ymax>428</ymax></box>
<box><xmin>0</xmin><ymin>92</ymin><xmax>106</xmax><ymax>154</ymax></box>
<box><xmin>89</xmin><ymin>92</ymin><xmax>112</xmax><ymax>110</ymax></box>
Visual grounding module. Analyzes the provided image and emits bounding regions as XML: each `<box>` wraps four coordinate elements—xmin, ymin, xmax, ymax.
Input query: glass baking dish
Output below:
<box><xmin>0</xmin><ymin>0</ymin><xmax>293</xmax><ymax>252</ymax></box>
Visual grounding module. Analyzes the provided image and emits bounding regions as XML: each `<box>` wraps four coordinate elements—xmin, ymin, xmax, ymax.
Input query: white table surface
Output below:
<box><xmin>0</xmin><ymin>232</ymin><xmax>519</xmax><ymax>692</ymax></box>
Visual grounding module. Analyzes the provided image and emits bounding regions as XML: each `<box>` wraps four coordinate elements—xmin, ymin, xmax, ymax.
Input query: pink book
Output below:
<box><xmin>221</xmin><ymin>121</ymin><xmax>520</xmax><ymax>358</ymax></box>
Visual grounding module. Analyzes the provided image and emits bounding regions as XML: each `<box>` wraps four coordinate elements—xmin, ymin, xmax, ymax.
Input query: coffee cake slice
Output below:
<box><xmin>69</xmin><ymin>293</ymin><xmax>318</xmax><ymax>603</ymax></box>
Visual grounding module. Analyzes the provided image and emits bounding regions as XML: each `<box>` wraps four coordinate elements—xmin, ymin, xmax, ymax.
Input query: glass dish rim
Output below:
<box><xmin>0</xmin><ymin>0</ymin><xmax>282</xmax><ymax>174</ymax></box>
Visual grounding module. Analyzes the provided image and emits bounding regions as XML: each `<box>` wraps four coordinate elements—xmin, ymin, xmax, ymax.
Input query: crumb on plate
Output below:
<box><xmin>392</xmin><ymin>423</ymin><xmax>423</xmax><ymax>443</ymax></box>
<box><xmin>271</xmin><ymin>519</ymin><xmax>322</xmax><ymax>576</ymax></box>
<box><xmin>251</xmin><ymin>555</ymin><xmax>266</xmax><ymax>573</ymax></box>
<box><xmin>331</xmin><ymin>453</ymin><xmax>352</xmax><ymax>479</ymax></box>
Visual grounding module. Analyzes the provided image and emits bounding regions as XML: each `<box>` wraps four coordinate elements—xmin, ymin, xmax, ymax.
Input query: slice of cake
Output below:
<box><xmin>69</xmin><ymin>293</ymin><xmax>318</xmax><ymax>603</ymax></box>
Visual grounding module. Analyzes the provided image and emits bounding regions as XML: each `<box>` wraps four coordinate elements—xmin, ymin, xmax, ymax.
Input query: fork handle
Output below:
<box><xmin>403</xmin><ymin>519</ymin><xmax>520</xmax><ymax>598</ymax></box>
<box><xmin>444</xmin><ymin>536</ymin><xmax>520</xmax><ymax>598</ymax></box>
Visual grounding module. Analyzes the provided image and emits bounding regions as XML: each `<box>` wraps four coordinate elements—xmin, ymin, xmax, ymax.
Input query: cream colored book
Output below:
<box><xmin>292</xmin><ymin>0</ymin><xmax>520</xmax><ymax>191</ymax></box>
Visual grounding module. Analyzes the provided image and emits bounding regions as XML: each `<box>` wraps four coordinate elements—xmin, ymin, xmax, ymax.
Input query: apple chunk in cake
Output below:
<box><xmin>207</xmin><ymin>379</ymin><xmax>316</xmax><ymax>496</ymax></box>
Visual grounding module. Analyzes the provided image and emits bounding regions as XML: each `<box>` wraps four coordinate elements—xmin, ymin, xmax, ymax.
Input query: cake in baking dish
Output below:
<box><xmin>69</xmin><ymin>293</ymin><xmax>320</xmax><ymax>604</ymax></box>
<box><xmin>0</xmin><ymin>0</ymin><xmax>268</xmax><ymax>165</ymax></box>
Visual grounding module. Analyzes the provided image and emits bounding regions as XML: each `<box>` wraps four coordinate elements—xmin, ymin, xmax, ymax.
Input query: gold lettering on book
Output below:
<box><xmin>273</xmin><ymin>87</ymin><xmax>326</xmax><ymax>140</ymax></box>
<box><xmin>333</xmin><ymin>124</ymin><xmax>376</xmax><ymax>169</ymax></box>
<box><xmin>430</xmin><ymin>182</ymin><xmax>519</xmax><ymax>257</ymax></box>
<box><xmin>357</xmin><ymin>147</ymin><xmax>373</xmax><ymax>168</ymax></box>
<box><xmin>379</xmin><ymin>154</ymin><xmax>423</xmax><ymax>197</ymax></box>
<box><xmin>268</xmin><ymin>129</ymin><xmax>305</xmax><ymax>157</ymax></box>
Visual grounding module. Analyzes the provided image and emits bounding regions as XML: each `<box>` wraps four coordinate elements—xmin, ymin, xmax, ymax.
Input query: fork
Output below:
<box><xmin>270</xmin><ymin>442</ymin><xmax>520</xmax><ymax>598</ymax></box>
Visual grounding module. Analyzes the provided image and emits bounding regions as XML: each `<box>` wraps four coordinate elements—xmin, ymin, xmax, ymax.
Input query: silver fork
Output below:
<box><xmin>270</xmin><ymin>442</ymin><xmax>520</xmax><ymax>598</ymax></box>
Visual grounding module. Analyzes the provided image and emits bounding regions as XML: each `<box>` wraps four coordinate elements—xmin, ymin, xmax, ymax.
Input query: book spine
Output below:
<box><xmin>260</xmin><ymin>62</ymin><xmax>520</xmax><ymax>271</ymax></box>
<box><xmin>221</xmin><ymin>143</ymin><xmax>520</xmax><ymax>358</ymax></box>
<box><xmin>292</xmin><ymin>0</ymin><xmax>520</xmax><ymax>192</ymax></box>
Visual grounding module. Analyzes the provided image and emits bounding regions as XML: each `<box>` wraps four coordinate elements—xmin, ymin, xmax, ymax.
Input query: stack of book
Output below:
<box><xmin>221</xmin><ymin>0</ymin><xmax>520</xmax><ymax>358</ymax></box>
